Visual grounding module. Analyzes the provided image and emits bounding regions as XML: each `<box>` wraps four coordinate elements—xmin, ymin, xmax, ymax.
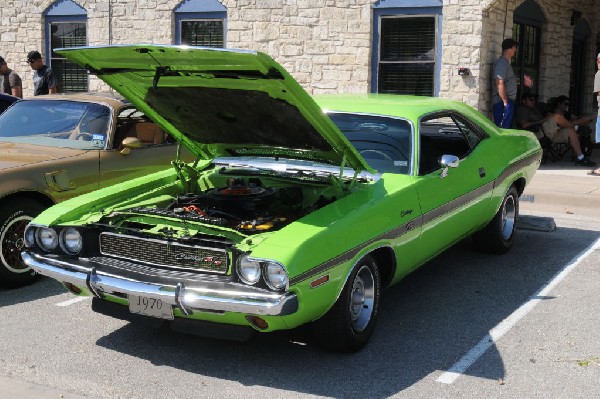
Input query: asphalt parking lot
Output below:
<box><xmin>1</xmin><ymin>208</ymin><xmax>599</xmax><ymax>399</ymax></box>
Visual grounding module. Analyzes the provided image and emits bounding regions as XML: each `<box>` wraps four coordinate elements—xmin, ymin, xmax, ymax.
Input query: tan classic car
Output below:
<box><xmin>0</xmin><ymin>93</ymin><xmax>187</xmax><ymax>287</ymax></box>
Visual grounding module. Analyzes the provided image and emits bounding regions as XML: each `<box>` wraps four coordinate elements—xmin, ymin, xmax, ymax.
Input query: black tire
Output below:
<box><xmin>312</xmin><ymin>255</ymin><xmax>381</xmax><ymax>353</ymax></box>
<box><xmin>0</xmin><ymin>199</ymin><xmax>46</xmax><ymax>288</ymax></box>
<box><xmin>473</xmin><ymin>185</ymin><xmax>519</xmax><ymax>254</ymax></box>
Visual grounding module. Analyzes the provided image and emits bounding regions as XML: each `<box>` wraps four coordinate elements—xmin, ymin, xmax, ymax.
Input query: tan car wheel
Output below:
<box><xmin>0</xmin><ymin>200</ymin><xmax>45</xmax><ymax>288</ymax></box>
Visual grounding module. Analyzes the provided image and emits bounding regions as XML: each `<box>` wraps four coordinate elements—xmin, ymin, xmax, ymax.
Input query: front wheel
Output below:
<box><xmin>473</xmin><ymin>185</ymin><xmax>519</xmax><ymax>254</ymax></box>
<box><xmin>312</xmin><ymin>255</ymin><xmax>381</xmax><ymax>353</ymax></box>
<box><xmin>0</xmin><ymin>200</ymin><xmax>46</xmax><ymax>288</ymax></box>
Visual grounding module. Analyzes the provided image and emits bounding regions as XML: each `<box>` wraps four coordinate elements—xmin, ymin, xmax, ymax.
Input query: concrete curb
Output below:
<box><xmin>517</xmin><ymin>215</ymin><xmax>556</xmax><ymax>232</ymax></box>
<box><xmin>520</xmin><ymin>153</ymin><xmax>600</xmax><ymax>217</ymax></box>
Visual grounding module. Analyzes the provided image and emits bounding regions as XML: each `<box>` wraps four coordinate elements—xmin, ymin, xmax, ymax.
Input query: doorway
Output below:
<box><xmin>512</xmin><ymin>0</ymin><xmax>545</xmax><ymax>102</ymax></box>
<box><xmin>569</xmin><ymin>19</ymin><xmax>590</xmax><ymax>115</ymax></box>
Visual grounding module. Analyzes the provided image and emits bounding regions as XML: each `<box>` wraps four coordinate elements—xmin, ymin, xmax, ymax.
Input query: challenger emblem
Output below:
<box><xmin>175</xmin><ymin>253</ymin><xmax>203</xmax><ymax>262</ymax></box>
<box><xmin>174</xmin><ymin>253</ymin><xmax>223</xmax><ymax>266</ymax></box>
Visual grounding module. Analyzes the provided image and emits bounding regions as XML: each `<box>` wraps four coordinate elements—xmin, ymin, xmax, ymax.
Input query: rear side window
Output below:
<box><xmin>418</xmin><ymin>112</ymin><xmax>484</xmax><ymax>175</ymax></box>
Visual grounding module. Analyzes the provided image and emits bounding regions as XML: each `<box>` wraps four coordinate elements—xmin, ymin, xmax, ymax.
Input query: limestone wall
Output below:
<box><xmin>475</xmin><ymin>0</ymin><xmax>599</xmax><ymax>115</ymax></box>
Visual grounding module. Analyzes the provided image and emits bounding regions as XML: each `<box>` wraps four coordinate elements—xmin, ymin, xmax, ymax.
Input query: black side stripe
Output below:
<box><xmin>289</xmin><ymin>152</ymin><xmax>541</xmax><ymax>286</ymax></box>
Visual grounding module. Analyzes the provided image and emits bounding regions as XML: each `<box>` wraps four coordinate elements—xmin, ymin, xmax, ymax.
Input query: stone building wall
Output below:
<box><xmin>0</xmin><ymin>0</ymin><xmax>598</xmax><ymax>116</ymax></box>
<box><xmin>445</xmin><ymin>0</ymin><xmax>599</xmax><ymax>116</ymax></box>
<box><xmin>440</xmin><ymin>1</ymin><xmax>486</xmax><ymax>110</ymax></box>
<box><xmin>478</xmin><ymin>0</ymin><xmax>599</xmax><ymax>115</ymax></box>
<box><xmin>225</xmin><ymin>0</ymin><xmax>373</xmax><ymax>94</ymax></box>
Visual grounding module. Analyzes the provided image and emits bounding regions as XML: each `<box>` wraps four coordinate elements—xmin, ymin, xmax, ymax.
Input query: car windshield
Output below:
<box><xmin>327</xmin><ymin>112</ymin><xmax>413</xmax><ymax>174</ymax></box>
<box><xmin>0</xmin><ymin>99</ymin><xmax>111</xmax><ymax>150</ymax></box>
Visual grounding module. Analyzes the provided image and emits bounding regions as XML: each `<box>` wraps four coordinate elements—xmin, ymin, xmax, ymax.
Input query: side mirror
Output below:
<box><xmin>439</xmin><ymin>154</ymin><xmax>460</xmax><ymax>178</ymax></box>
<box><xmin>120</xmin><ymin>136</ymin><xmax>142</xmax><ymax>155</ymax></box>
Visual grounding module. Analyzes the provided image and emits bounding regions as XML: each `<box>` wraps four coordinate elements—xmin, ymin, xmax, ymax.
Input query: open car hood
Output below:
<box><xmin>56</xmin><ymin>45</ymin><xmax>371</xmax><ymax>172</ymax></box>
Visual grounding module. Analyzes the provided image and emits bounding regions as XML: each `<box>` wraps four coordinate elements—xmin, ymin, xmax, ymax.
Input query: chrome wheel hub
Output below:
<box><xmin>501</xmin><ymin>195</ymin><xmax>516</xmax><ymax>241</ymax></box>
<box><xmin>1</xmin><ymin>215</ymin><xmax>33</xmax><ymax>273</ymax></box>
<box><xmin>349</xmin><ymin>265</ymin><xmax>375</xmax><ymax>333</ymax></box>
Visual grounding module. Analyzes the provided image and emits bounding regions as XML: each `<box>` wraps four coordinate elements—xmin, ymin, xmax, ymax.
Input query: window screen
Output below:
<box><xmin>378</xmin><ymin>16</ymin><xmax>436</xmax><ymax>96</ymax></box>
<box><xmin>181</xmin><ymin>20</ymin><xmax>224</xmax><ymax>47</ymax></box>
<box><xmin>50</xmin><ymin>21</ymin><xmax>88</xmax><ymax>92</ymax></box>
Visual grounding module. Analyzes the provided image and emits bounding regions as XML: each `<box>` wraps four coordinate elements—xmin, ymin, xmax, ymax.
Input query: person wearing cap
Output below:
<box><xmin>0</xmin><ymin>56</ymin><xmax>23</xmax><ymax>98</ymax></box>
<box><xmin>27</xmin><ymin>50</ymin><xmax>58</xmax><ymax>96</ymax></box>
<box><xmin>492</xmin><ymin>38</ymin><xmax>518</xmax><ymax>128</ymax></box>
<box><xmin>516</xmin><ymin>92</ymin><xmax>544</xmax><ymax>136</ymax></box>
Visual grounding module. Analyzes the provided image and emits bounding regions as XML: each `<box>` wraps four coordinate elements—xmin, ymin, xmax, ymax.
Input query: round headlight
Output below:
<box><xmin>60</xmin><ymin>227</ymin><xmax>83</xmax><ymax>254</ymax></box>
<box><xmin>36</xmin><ymin>227</ymin><xmax>58</xmax><ymax>251</ymax></box>
<box><xmin>24</xmin><ymin>226</ymin><xmax>36</xmax><ymax>248</ymax></box>
<box><xmin>237</xmin><ymin>256</ymin><xmax>261</xmax><ymax>285</ymax></box>
<box><xmin>264</xmin><ymin>262</ymin><xmax>288</xmax><ymax>290</ymax></box>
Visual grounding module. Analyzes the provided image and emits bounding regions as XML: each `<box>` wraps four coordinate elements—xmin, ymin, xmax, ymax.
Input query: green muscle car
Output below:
<box><xmin>22</xmin><ymin>45</ymin><xmax>541</xmax><ymax>352</ymax></box>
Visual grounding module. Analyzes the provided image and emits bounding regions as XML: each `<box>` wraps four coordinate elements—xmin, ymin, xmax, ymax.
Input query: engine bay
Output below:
<box><xmin>122</xmin><ymin>170</ymin><xmax>345</xmax><ymax>235</ymax></box>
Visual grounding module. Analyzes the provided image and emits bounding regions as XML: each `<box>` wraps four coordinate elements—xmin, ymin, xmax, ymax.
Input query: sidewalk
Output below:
<box><xmin>0</xmin><ymin>375</ymin><xmax>88</xmax><ymax>399</ymax></box>
<box><xmin>520</xmin><ymin>148</ymin><xmax>600</xmax><ymax>218</ymax></box>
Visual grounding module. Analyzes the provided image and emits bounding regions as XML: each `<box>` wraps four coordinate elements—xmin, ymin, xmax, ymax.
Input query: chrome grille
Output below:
<box><xmin>99</xmin><ymin>233</ymin><xmax>228</xmax><ymax>274</ymax></box>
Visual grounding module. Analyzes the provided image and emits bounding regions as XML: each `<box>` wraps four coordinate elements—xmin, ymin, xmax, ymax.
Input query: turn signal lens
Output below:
<box><xmin>246</xmin><ymin>315</ymin><xmax>269</xmax><ymax>330</ymax></box>
<box><xmin>36</xmin><ymin>227</ymin><xmax>58</xmax><ymax>251</ymax></box>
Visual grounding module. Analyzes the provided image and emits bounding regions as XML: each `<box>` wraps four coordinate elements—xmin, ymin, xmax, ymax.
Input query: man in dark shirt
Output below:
<box><xmin>492</xmin><ymin>38</ymin><xmax>518</xmax><ymax>128</ymax></box>
<box><xmin>27</xmin><ymin>50</ymin><xmax>58</xmax><ymax>95</ymax></box>
<box><xmin>515</xmin><ymin>92</ymin><xmax>544</xmax><ymax>138</ymax></box>
<box><xmin>0</xmin><ymin>56</ymin><xmax>23</xmax><ymax>98</ymax></box>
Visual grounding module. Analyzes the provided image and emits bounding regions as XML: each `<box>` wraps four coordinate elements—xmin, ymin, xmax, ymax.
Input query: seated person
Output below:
<box><xmin>542</xmin><ymin>96</ymin><xmax>596</xmax><ymax>167</ymax></box>
<box><xmin>555</xmin><ymin>95</ymin><xmax>597</xmax><ymax>128</ymax></box>
<box><xmin>516</xmin><ymin>92</ymin><xmax>545</xmax><ymax>138</ymax></box>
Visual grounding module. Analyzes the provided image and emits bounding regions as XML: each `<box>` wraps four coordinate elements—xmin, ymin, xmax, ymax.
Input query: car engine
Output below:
<box><xmin>123</xmin><ymin>176</ymin><xmax>337</xmax><ymax>235</ymax></box>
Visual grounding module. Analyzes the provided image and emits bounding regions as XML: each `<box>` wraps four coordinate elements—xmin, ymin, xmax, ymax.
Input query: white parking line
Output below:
<box><xmin>56</xmin><ymin>296</ymin><xmax>91</xmax><ymax>307</ymax></box>
<box><xmin>437</xmin><ymin>236</ymin><xmax>600</xmax><ymax>384</ymax></box>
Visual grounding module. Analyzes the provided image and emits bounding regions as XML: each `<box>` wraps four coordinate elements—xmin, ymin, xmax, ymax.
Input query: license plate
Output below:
<box><xmin>128</xmin><ymin>295</ymin><xmax>174</xmax><ymax>320</ymax></box>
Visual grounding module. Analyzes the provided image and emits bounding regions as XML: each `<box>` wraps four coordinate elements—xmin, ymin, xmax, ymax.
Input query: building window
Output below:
<box><xmin>512</xmin><ymin>0</ymin><xmax>545</xmax><ymax>101</ymax></box>
<box><xmin>45</xmin><ymin>0</ymin><xmax>88</xmax><ymax>92</ymax></box>
<box><xmin>174</xmin><ymin>0</ymin><xmax>227</xmax><ymax>47</ymax></box>
<box><xmin>371</xmin><ymin>1</ymin><xmax>442</xmax><ymax>96</ymax></box>
<box><xmin>181</xmin><ymin>20</ymin><xmax>224</xmax><ymax>47</ymax></box>
<box><xmin>378</xmin><ymin>16</ymin><xmax>436</xmax><ymax>96</ymax></box>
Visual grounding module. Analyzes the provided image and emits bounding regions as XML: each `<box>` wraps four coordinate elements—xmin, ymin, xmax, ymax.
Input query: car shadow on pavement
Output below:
<box><xmin>94</xmin><ymin>226</ymin><xmax>599</xmax><ymax>398</ymax></box>
<box><xmin>0</xmin><ymin>276</ymin><xmax>66</xmax><ymax>308</ymax></box>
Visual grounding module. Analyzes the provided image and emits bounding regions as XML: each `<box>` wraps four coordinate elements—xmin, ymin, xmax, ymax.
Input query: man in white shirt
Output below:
<box><xmin>589</xmin><ymin>53</ymin><xmax>600</xmax><ymax>176</ymax></box>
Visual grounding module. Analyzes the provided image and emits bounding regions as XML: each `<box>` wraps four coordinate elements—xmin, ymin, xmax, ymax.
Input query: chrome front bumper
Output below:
<box><xmin>22</xmin><ymin>252</ymin><xmax>298</xmax><ymax>317</ymax></box>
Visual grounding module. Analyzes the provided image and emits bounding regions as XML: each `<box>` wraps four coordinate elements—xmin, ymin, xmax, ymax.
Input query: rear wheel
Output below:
<box><xmin>313</xmin><ymin>255</ymin><xmax>381</xmax><ymax>353</ymax></box>
<box><xmin>0</xmin><ymin>200</ymin><xmax>46</xmax><ymax>288</ymax></box>
<box><xmin>473</xmin><ymin>185</ymin><xmax>519</xmax><ymax>254</ymax></box>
